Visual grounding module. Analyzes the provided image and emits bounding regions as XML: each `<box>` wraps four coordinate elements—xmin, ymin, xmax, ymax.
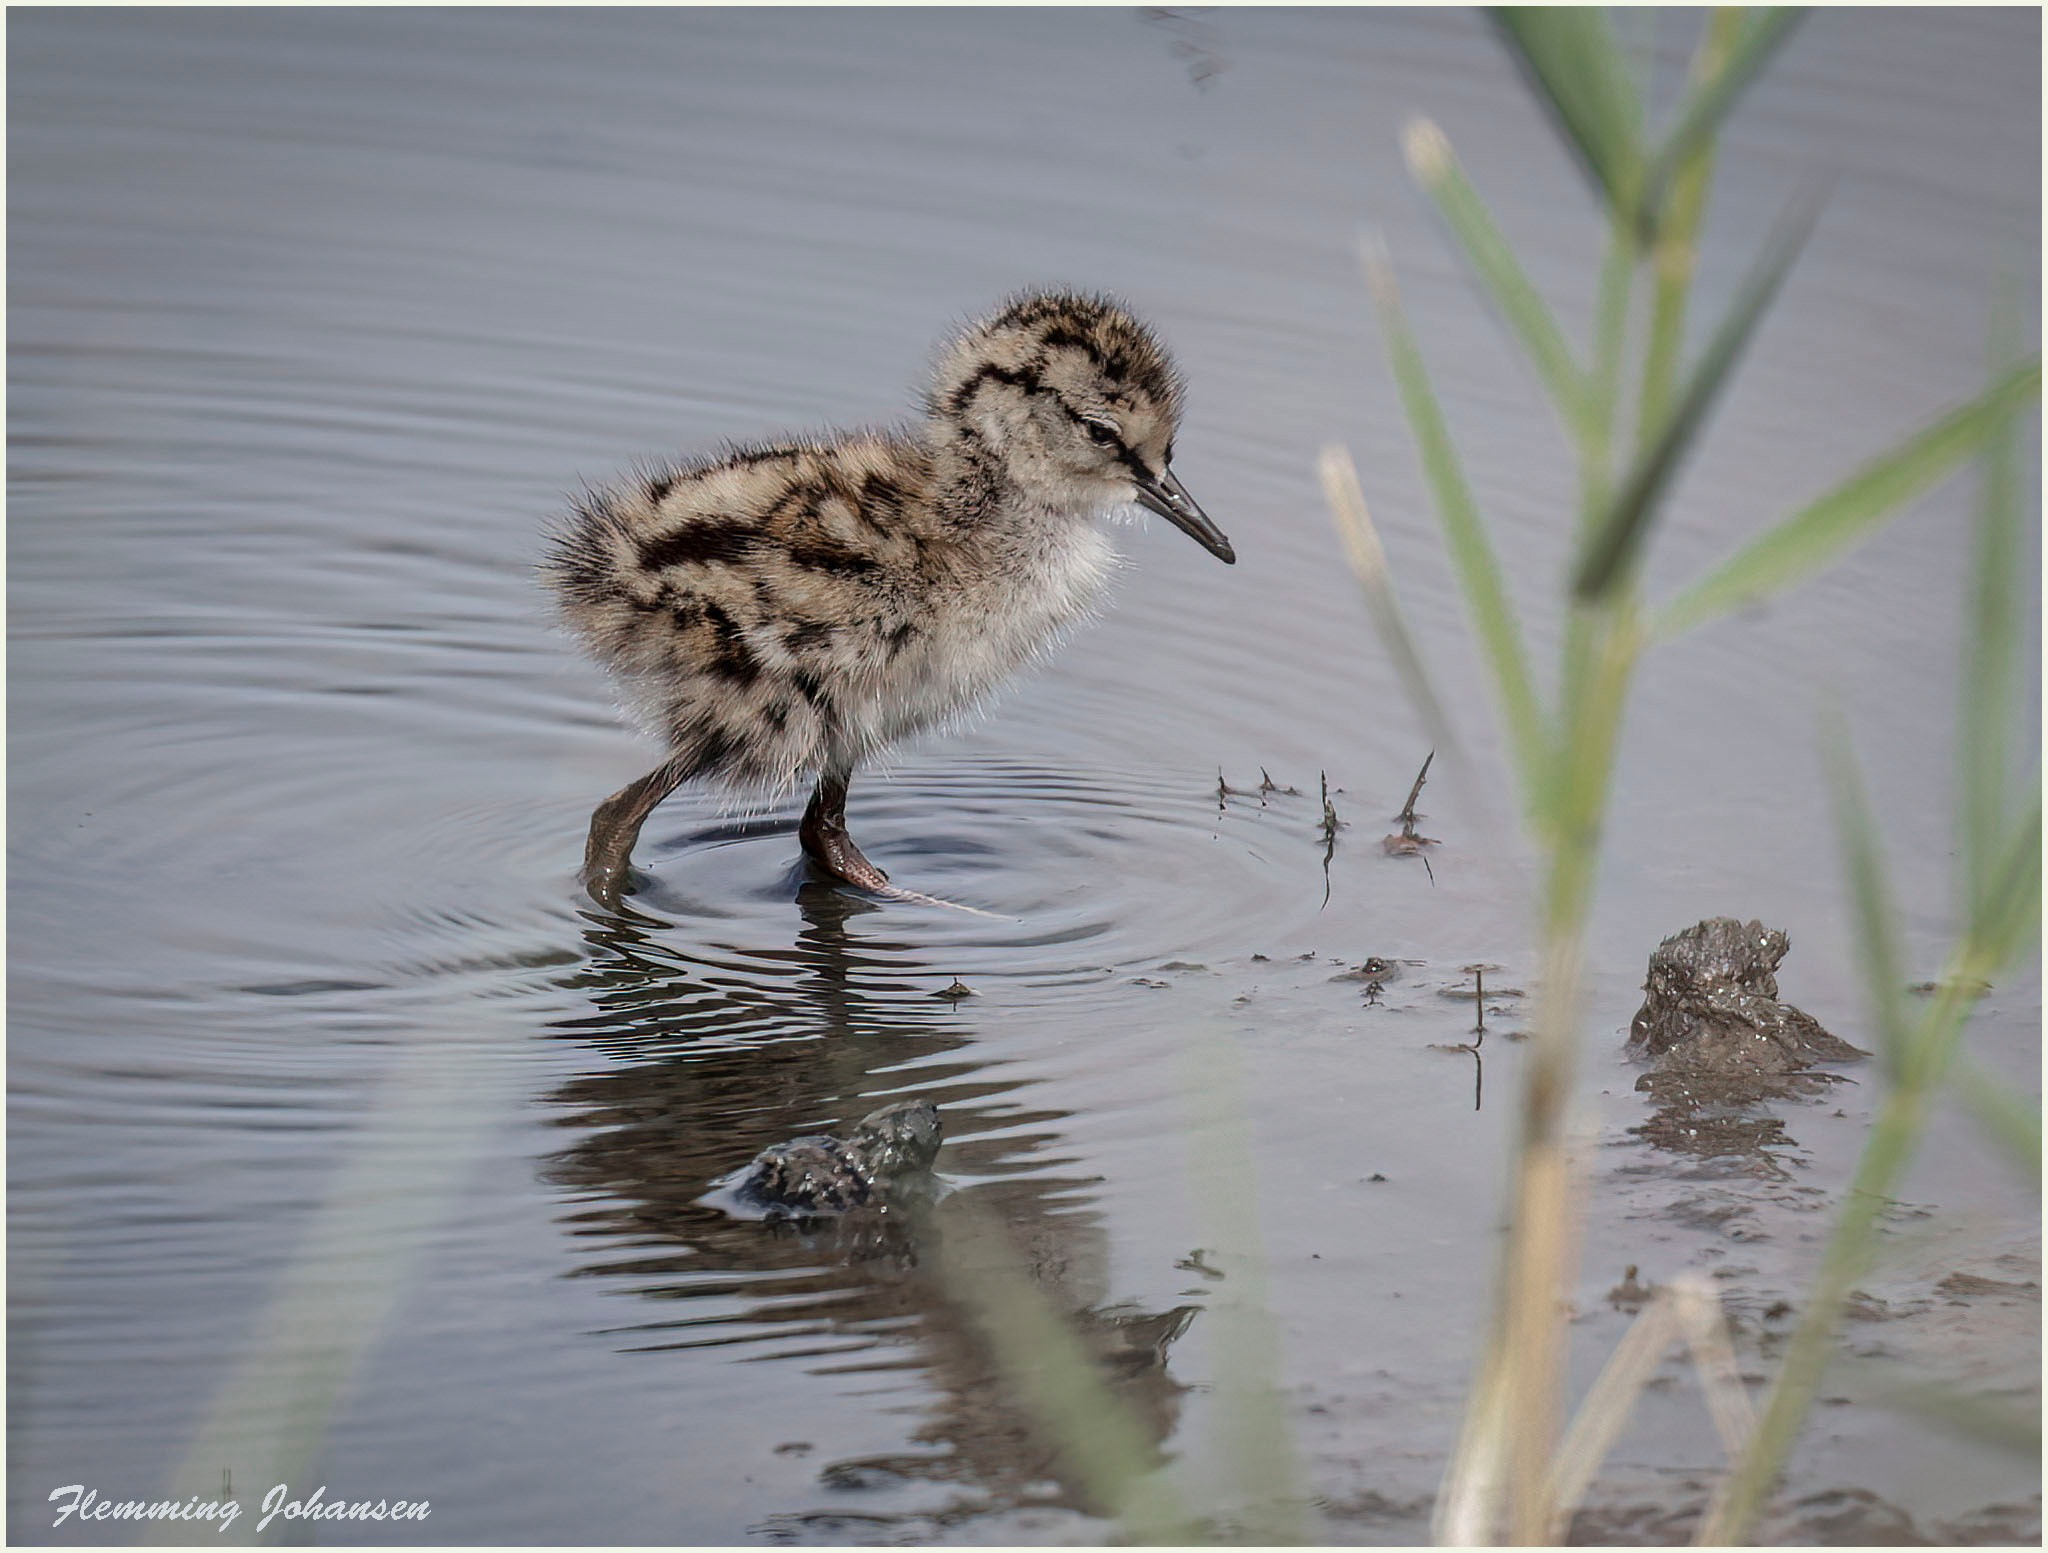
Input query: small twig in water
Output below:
<box><xmin>1399</xmin><ymin>748</ymin><xmax>1435</xmax><ymax>827</ymax></box>
<box><xmin>1382</xmin><ymin>749</ymin><xmax>1442</xmax><ymax>883</ymax></box>
<box><xmin>1433</xmin><ymin>967</ymin><xmax>1491</xmax><ymax>1060</ymax></box>
<box><xmin>1422</xmin><ymin>1038</ymin><xmax>1483</xmax><ymax>1109</ymax></box>
<box><xmin>1217</xmin><ymin>767</ymin><xmax>1254</xmax><ymax>814</ymax></box>
<box><xmin>1258</xmin><ymin>767</ymin><xmax>1301</xmax><ymax>800</ymax></box>
<box><xmin>1319</xmin><ymin>771</ymin><xmax>1345</xmax><ymax>908</ymax></box>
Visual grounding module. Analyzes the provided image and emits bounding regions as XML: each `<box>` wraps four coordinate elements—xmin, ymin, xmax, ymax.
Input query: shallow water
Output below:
<box><xmin>9</xmin><ymin>8</ymin><xmax>2040</xmax><ymax>1545</ymax></box>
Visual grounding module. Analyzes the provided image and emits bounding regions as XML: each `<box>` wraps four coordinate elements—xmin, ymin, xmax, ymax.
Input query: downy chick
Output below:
<box><xmin>545</xmin><ymin>290</ymin><xmax>1234</xmax><ymax>905</ymax></box>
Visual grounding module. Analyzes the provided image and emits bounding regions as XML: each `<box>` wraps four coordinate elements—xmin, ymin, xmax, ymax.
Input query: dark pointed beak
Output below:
<box><xmin>1135</xmin><ymin>466</ymin><xmax>1235</xmax><ymax>565</ymax></box>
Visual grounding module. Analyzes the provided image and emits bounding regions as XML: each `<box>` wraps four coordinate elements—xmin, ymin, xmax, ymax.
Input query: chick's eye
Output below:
<box><xmin>1084</xmin><ymin>421</ymin><xmax>1120</xmax><ymax>447</ymax></box>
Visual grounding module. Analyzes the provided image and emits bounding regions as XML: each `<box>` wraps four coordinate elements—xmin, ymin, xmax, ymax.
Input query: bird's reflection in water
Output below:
<box><xmin>543</xmin><ymin>878</ymin><xmax>1202</xmax><ymax>1528</ymax></box>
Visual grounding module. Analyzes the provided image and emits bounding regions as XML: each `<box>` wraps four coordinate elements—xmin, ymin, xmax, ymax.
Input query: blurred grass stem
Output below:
<box><xmin>1334</xmin><ymin>7</ymin><xmax>2038</xmax><ymax>1542</ymax></box>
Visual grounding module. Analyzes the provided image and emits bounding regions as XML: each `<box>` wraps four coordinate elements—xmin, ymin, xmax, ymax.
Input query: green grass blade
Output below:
<box><xmin>1404</xmin><ymin>117</ymin><xmax>1589</xmax><ymax>431</ymax></box>
<box><xmin>1320</xmin><ymin>442</ymin><xmax>1462</xmax><ymax>761</ymax></box>
<box><xmin>1615</xmin><ymin>5</ymin><xmax>1660</xmax><ymax>102</ymax></box>
<box><xmin>1974</xmin><ymin>793</ymin><xmax>2042</xmax><ymax>968</ymax></box>
<box><xmin>159</xmin><ymin>1044</ymin><xmax>513</xmax><ymax>1543</ymax></box>
<box><xmin>1638</xmin><ymin>9</ymin><xmax>1805</xmax><ymax>234</ymax></box>
<box><xmin>1706</xmin><ymin>953</ymin><xmax>1996</xmax><ymax>1542</ymax></box>
<box><xmin>1182</xmin><ymin>1033</ymin><xmax>1307</xmax><ymax>1543</ymax></box>
<box><xmin>1491</xmin><ymin>8</ymin><xmax>1644</xmax><ymax>214</ymax></box>
<box><xmin>1950</xmin><ymin>1057</ymin><xmax>2043</xmax><ymax>1184</ymax></box>
<box><xmin>1653</xmin><ymin>358</ymin><xmax>2042</xmax><ymax>639</ymax></box>
<box><xmin>1546</xmin><ymin>602</ymin><xmax>1641</xmax><ymax>927</ymax></box>
<box><xmin>1556</xmin><ymin>212</ymin><xmax>1639</xmax><ymax>744</ymax></box>
<box><xmin>934</xmin><ymin>1200</ymin><xmax>1203</xmax><ymax>1543</ymax></box>
<box><xmin>1869</xmin><ymin>1378</ymin><xmax>2043</xmax><ymax>1457</ymax></box>
<box><xmin>1820</xmin><ymin>702</ymin><xmax>1909</xmax><ymax>1081</ymax></box>
<box><xmin>1575</xmin><ymin>190</ymin><xmax>1821</xmax><ymax>601</ymax></box>
<box><xmin>1959</xmin><ymin>293</ymin><xmax>2026</xmax><ymax>932</ymax></box>
<box><xmin>1636</xmin><ymin>8</ymin><xmax>1745</xmax><ymax>436</ymax></box>
<box><xmin>1364</xmin><ymin>242</ymin><xmax>1550</xmax><ymax>795</ymax></box>
<box><xmin>1579</xmin><ymin>208</ymin><xmax>1635</xmax><ymax>511</ymax></box>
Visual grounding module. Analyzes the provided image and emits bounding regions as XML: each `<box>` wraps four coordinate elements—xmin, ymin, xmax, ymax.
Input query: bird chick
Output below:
<box><xmin>546</xmin><ymin>290</ymin><xmax>1234</xmax><ymax>905</ymax></box>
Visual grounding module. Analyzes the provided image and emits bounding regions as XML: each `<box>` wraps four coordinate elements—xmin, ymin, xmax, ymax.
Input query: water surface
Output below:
<box><xmin>10</xmin><ymin>8</ymin><xmax>2040</xmax><ymax>1544</ymax></box>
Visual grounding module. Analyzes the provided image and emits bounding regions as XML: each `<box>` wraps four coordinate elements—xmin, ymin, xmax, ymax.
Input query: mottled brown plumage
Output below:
<box><xmin>546</xmin><ymin>291</ymin><xmax>1234</xmax><ymax>903</ymax></box>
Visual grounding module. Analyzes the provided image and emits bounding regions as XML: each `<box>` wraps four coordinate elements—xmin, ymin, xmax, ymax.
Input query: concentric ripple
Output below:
<box><xmin>595</xmin><ymin>750</ymin><xmax>1345</xmax><ymax>989</ymax></box>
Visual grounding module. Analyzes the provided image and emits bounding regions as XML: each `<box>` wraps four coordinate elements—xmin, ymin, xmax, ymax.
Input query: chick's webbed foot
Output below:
<box><xmin>800</xmin><ymin>768</ymin><xmax>890</xmax><ymax>892</ymax></box>
<box><xmin>580</xmin><ymin>753</ymin><xmax>693</xmax><ymax>908</ymax></box>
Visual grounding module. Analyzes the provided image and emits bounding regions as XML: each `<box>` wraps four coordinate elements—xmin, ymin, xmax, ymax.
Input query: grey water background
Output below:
<box><xmin>9</xmin><ymin>7</ymin><xmax>2039</xmax><ymax>1544</ymax></box>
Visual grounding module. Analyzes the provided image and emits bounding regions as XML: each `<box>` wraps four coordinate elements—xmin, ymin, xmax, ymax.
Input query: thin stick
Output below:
<box><xmin>1399</xmin><ymin>748</ymin><xmax>1436</xmax><ymax>827</ymax></box>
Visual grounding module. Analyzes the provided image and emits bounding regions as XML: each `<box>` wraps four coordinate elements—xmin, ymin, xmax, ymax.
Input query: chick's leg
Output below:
<box><xmin>581</xmin><ymin>752</ymin><xmax>695</xmax><ymax>906</ymax></box>
<box><xmin>799</xmin><ymin>761</ymin><xmax>889</xmax><ymax>891</ymax></box>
